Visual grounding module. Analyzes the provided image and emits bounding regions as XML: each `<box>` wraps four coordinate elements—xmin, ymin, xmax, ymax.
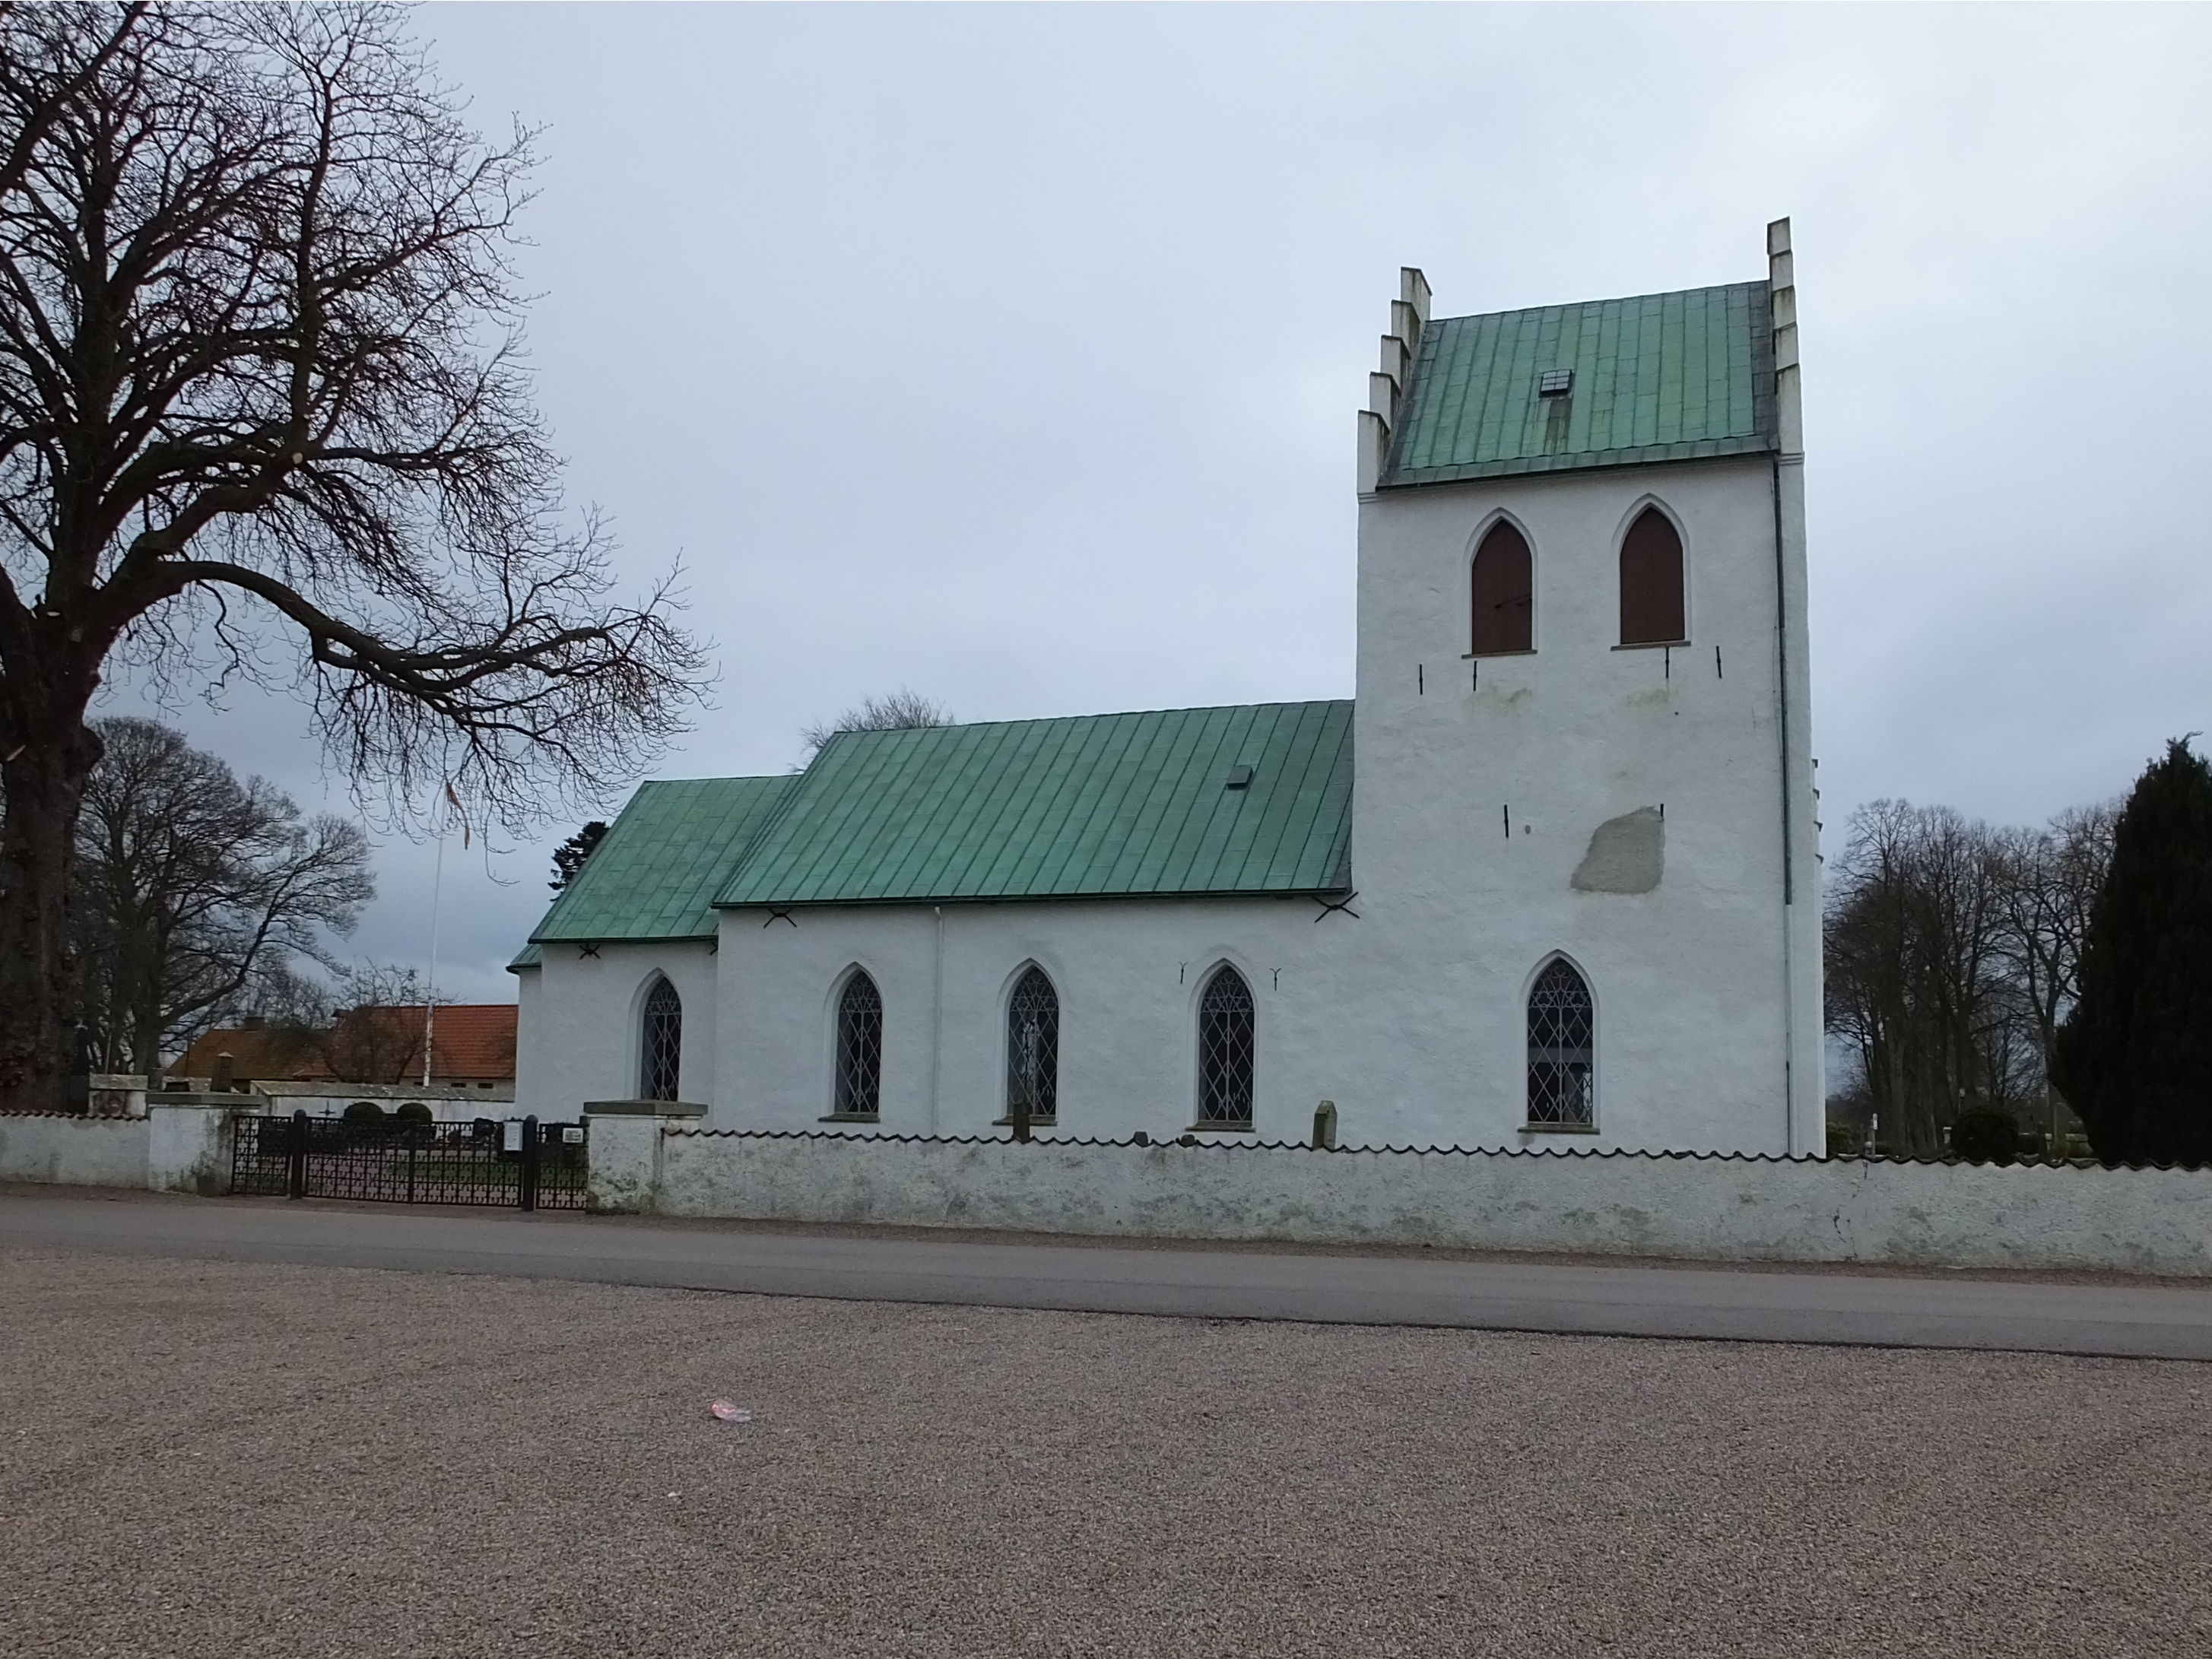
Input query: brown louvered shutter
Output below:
<box><xmin>1619</xmin><ymin>507</ymin><xmax>1684</xmax><ymax>645</ymax></box>
<box><xmin>1470</xmin><ymin>522</ymin><xmax>1533</xmax><ymax>655</ymax></box>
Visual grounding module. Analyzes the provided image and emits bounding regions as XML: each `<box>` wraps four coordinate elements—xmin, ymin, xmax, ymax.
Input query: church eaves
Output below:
<box><xmin>715</xmin><ymin>700</ymin><xmax>1354</xmax><ymax>908</ymax></box>
<box><xmin>1383</xmin><ymin>281</ymin><xmax>1776</xmax><ymax>487</ymax></box>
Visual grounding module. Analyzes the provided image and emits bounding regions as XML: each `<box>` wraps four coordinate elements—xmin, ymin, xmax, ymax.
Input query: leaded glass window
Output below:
<box><xmin>1006</xmin><ymin>966</ymin><xmax>1059</xmax><ymax>1122</ymax></box>
<box><xmin>835</xmin><ymin>972</ymin><xmax>883</xmax><ymax>1117</ymax></box>
<box><xmin>639</xmin><ymin>978</ymin><xmax>682</xmax><ymax>1102</ymax></box>
<box><xmin>1197</xmin><ymin>966</ymin><xmax>1255</xmax><ymax>1126</ymax></box>
<box><xmin>1526</xmin><ymin>959</ymin><xmax>1595</xmax><ymax>1127</ymax></box>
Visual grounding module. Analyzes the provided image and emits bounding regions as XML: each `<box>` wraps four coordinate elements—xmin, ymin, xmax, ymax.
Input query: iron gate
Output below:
<box><xmin>231</xmin><ymin>1112</ymin><xmax>588</xmax><ymax>1210</ymax></box>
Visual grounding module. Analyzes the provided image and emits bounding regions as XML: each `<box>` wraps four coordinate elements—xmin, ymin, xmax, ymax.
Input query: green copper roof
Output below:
<box><xmin>528</xmin><ymin>775</ymin><xmax>797</xmax><ymax>944</ymax></box>
<box><xmin>1384</xmin><ymin>281</ymin><xmax>1774</xmax><ymax>487</ymax></box>
<box><xmin>716</xmin><ymin>701</ymin><xmax>1353</xmax><ymax>907</ymax></box>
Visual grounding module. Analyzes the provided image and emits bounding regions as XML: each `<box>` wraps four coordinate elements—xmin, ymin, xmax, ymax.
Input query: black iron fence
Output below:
<box><xmin>230</xmin><ymin>1112</ymin><xmax>587</xmax><ymax>1210</ymax></box>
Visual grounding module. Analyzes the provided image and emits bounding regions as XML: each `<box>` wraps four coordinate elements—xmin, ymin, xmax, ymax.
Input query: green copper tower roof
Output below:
<box><xmin>718</xmin><ymin>701</ymin><xmax>1353</xmax><ymax>908</ymax></box>
<box><xmin>1384</xmin><ymin>281</ymin><xmax>1776</xmax><ymax>487</ymax></box>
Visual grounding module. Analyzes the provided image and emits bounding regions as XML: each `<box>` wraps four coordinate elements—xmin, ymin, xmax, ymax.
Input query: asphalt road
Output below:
<box><xmin>7</xmin><ymin>1187</ymin><xmax>2212</xmax><ymax>1359</ymax></box>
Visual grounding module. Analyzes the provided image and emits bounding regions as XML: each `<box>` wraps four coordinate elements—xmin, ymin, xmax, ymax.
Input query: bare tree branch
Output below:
<box><xmin>0</xmin><ymin>3</ymin><xmax>709</xmax><ymax>1107</ymax></box>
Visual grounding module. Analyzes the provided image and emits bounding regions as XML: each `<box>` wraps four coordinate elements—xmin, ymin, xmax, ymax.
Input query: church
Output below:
<box><xmin>511</xmin><ymin>220</ymin><xmax>1823</xmax><ymax>1155</ymax></box>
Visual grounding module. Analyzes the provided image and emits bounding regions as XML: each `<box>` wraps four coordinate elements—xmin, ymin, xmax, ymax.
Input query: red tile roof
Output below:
<box><xmin>176</xmin><ymin>1004</ymin><xmax>517</xmax><ymax>1085</ymax></box>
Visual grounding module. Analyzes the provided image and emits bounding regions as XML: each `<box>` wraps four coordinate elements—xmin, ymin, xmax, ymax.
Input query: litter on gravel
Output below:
<box><xmin>709</xmin><ymin>1400</ymin><xmax>752</xmax><ymax>1423</ymax></box>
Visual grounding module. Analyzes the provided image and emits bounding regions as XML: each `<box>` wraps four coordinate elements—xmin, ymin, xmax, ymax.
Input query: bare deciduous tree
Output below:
<box><xmin>316</xmin><ymin>960</ymin><xmax>436</xmax><ymax>1085</ymax></box>
<box><xmin>0</xmin><ymin>5</ymin><xmax>706</xmax><ymax>1107</ymax></box>
<box><xmin>1824</xmin><ymin>798</ymin><xmax>2116</xmax><ymax>1156</ymax></box>
<box><xmin>798</xmin><ymin>689</ymin><xmax>951</xmax><ymax>763</ymax></box>
<box><xmin>1988</xmin><ymin>804</ymin><xmax>2117</xmax><ymax>1146</ymax></box>
<box><xmin>72</xmin><ymin>715</ymin><xmax>372</xmax><ymax>1072</ymax></box>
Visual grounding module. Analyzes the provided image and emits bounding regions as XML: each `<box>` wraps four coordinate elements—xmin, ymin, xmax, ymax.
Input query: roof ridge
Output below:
<box><xmin>1431</xmin><ymin>276</ymin><xmax>1764</xmax><ymax>329</ymax></box>
<box><xmin>810</xmin><ymin>696</ymin><xmax>1352</xmax><ymax>744</ymax></box>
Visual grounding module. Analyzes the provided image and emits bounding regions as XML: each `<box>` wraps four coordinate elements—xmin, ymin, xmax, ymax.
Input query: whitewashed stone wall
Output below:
<box><xmin>0</xmin><ymin>1102</ymin><xmax>239</xmax><ymax>1194</ymax></box>
<box><xmin>712</xmin><ymin>897</ymin><xmax>1361</xmax><ymax>1142</ymax></box>
<box><xmin>630</xmin><ymin>1129</ymin><xmax>2212</xmax><ymax>1277</ymax></box>
<box><xmin>0</xmin><ymin>1114</ymin><xmax>149</xmax><ymax>1188</ymax></box>
<box><xmin>515</xmin><ymin>941</ymin><xmax>717</xmax><ymax>1120</ymax></box>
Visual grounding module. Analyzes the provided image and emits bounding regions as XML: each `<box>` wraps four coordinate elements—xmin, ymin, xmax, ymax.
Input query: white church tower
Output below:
<box><xmin>1345</xmin><ymin>219</ymin><xmax>1822</xmax><ymax>1154</ymax></box>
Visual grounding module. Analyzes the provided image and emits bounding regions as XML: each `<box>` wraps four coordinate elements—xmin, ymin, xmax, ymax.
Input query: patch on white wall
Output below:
<box><xmin>1571</xmin><ymin>807</ymin><xmax>1664</xmax><ymax>894</ymax></box>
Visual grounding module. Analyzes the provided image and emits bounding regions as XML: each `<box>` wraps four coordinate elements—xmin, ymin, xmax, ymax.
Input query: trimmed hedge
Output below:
<box><xmin>1950</xmin><ymin>1109</ymin><xmax>2020</xmax><ymax>1166</ymax></box>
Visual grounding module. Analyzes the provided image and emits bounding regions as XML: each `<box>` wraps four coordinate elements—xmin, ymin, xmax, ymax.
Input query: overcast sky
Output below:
<box><xmin>101</xmin><ymin>2</ymin><xmax>2212</xmax><ymax>1006</ymax></box>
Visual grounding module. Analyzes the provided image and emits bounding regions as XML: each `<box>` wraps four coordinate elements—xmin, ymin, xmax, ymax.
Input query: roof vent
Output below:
<box><xmin>1537</xmin><ymin>368</ymin><xmax>1574</xmax><ymax>398</ymax></box>
<box><xmin>1225</xmin><ymin>764</ymin><xmax>1254</xmax><ymax>790</ymax></box>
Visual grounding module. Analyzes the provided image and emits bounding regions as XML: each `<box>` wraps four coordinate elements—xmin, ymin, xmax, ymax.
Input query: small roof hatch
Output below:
<box><xmin>1537</xmin><ymin>367</ymin><xmax>1574</xmax><ymax>398</ymax></box>
<box><xmin>1225</xmin><ymin>763</ymin><xmax>1254</xmax><ymax>790</ymax></box>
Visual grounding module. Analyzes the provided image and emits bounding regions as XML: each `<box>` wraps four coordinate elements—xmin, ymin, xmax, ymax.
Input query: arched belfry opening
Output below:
<box><xmin>1471</xmin><ymin>520</ymin><xmax>1534</xmax><ymax>655</ymax></box>
<box><xmin>639</xmin><ymin>977</ymin><xmax>682</xmax><ymax>1102</ymax></box>
<box><xmin>1619</xmin><ymin>506</ymin><xmax>1685</xmax><ymax>645</ymax></box>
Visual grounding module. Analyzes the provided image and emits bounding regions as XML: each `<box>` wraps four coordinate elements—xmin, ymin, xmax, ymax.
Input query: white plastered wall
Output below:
<box><xmin>712</xmin><ymin>899</ymin><xmax>1368</xmax><ymax>1143</ymax></box>
<box><xmin>1347</xmin><ymin>452</ymin><xmax>1820</xmax><ymax>1154</ymax></box>
<box><xmin>513</xmin><ymin>941</ymin><xmax>718</xmax><ymax>1118</ymax></box>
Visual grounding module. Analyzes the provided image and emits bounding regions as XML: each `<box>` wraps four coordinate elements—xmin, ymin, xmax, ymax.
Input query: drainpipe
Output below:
<box><xmin>929</xmin><ymin>904</ymin><xmax>944</xmax><ymax>1133</ymax></box>
<box><xmin>1767</xmin><ymin>215</ymin><xmax>1808</xmax><ymax>1156</ymax></box>
<box><xmin>1770</xmin><ymin>452</ymin><xmax>1796</xmax><ymax>1151</ymax></box>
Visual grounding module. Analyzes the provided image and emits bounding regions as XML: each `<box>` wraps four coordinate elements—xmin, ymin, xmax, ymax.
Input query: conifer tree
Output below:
<box><xmin>2052</xmin><ymin>740</ymin><xmax>2212</xmax><ymax>1166</ymax></box>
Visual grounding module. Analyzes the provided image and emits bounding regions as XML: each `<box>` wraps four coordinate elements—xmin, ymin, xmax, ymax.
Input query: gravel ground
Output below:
<box><xmin>3</xmin><ymin>1248</ymin><xmax>2209</xmax><ymax>1658</ymax></box>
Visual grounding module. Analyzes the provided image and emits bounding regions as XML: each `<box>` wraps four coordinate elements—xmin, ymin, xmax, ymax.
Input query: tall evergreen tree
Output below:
<box><xmin>550</xmin><ymin>822</ymin><xmax>608</xmax><ymax>892</ymax></box>
<box><xmin>2052</xmin><ymin>740</ymin><xmax>2212</xmax><ymax>1166</ymax></box>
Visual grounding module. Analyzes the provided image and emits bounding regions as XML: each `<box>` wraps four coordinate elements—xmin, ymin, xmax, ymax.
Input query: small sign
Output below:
<box><xmin>502</xmin><ymin>1118</ymin><xmax>524</xmax><ymax>1153</ymax></box>
<box><xmin>561</xmin><ymin>1126</ymin><xmax>584</xmax><ymax>1144</ymax></box>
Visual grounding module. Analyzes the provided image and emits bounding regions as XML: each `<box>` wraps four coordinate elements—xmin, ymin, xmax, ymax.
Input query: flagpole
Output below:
<box><xmin>424</xmin><ymin>826</ymin><xmax>443</xmax><ymax>1090</ymax></box>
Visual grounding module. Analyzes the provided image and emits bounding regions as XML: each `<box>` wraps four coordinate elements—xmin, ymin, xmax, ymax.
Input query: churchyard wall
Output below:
<box><xmin>0</xmin><ymin>1101</ymin><xmax>238</xmax><ymax>1193</ymax></box>
<box><xmin>608</xmin><ymin>1125</ymin><xmax>2212</xmax><ymax>1277</ymax></box>
<box><xmin>11</xmin><ymin>1100</ymin><xmax>2210</xmax><ymax>1277</ymax></box>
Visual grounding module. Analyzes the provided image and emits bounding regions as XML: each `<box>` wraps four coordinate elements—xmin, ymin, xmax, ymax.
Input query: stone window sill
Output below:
<box><xmin>1612</xmin><ymin>639</ymin><xmax>1689</xmax><ymax>651</ymax></box>
<box><xmin>818</xmin><ymin>1112</ymin><xmax>880</xmax><ymax>1124</ymax></box>
<box><xmin>1461</xmin><ymin>649</ymin><xmax>1538</xmax><ymax>660</ymax></box>
<box><xmin>1185</xmin><ymin>1121</ymin><xmax>1255</xmax><ymax>1134</ymax></box>
<box><xmin>992</xmin><ymin>1117</ymin><xmax>1058</xmax><ymax>1128</ymax></box>
<box><xmin>1521</xmin><ymin>1121</ymin><xmax>1598</xmax><ymax>1134</ymax></box>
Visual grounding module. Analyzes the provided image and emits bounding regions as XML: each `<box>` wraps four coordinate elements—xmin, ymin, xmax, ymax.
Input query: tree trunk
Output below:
<box><xmin>0</xmin><ymin>725</ymin><xmax>103</xmax><ymax>1112</ymax></box>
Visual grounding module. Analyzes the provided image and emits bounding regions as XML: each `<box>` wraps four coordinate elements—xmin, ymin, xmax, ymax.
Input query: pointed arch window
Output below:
<box><xmin>1619</xmin><ymin>506</ymin><xmax>1686</xmax><ymax>646</ymax></box>
<box><xmin>1197</xmin><ymin>966</ymin><xmax>1255</xmax><ymax>1127</ymax></box>
<box><xmin>639</xmin><ymin>978</ymin><xmax>682</xmax><ymax>1102</ymax></box>
<box><xmin>1471</xmin><ymin>521</ymin><xmax>1534</xmax><ymax>655</ymax></box>
<box><xmin>1005</xmin><ymin>966</ymin><xmax>1059</xmax><ymax>1123</ymax></box>
<box><xmin>1526</xmin><ymin>959</ymin><xmax>1595</xmax><ymax>1128</ymax></box>
<box><xmin>834</xmin><ymin>972</ymin><xmax>883</xmax><ymax>1118</ymax></box>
